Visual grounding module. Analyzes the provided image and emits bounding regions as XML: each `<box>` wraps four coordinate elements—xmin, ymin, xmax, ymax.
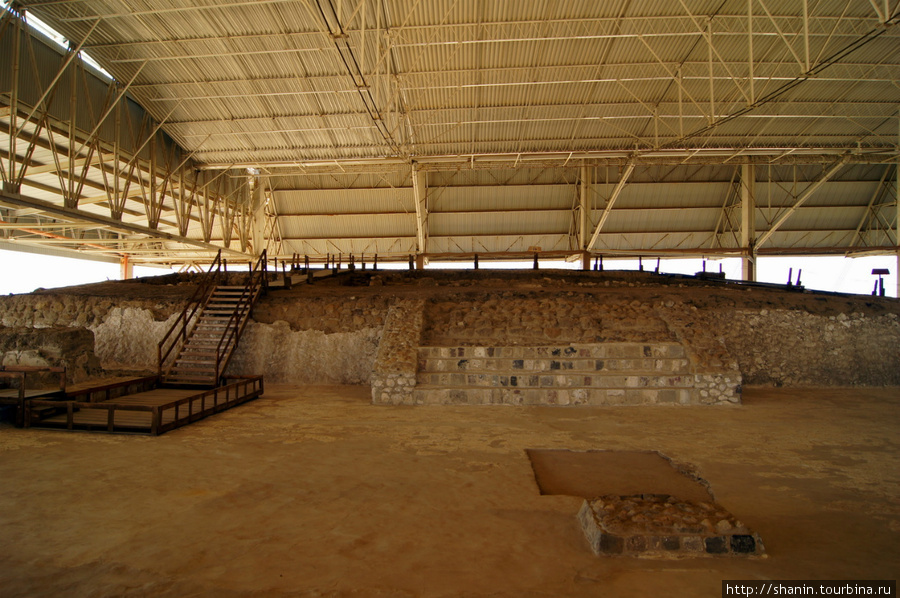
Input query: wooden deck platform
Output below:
<box><xmin>26</xmin><ymin>375</ymin><xmax>264</xmax><ymax>435</ymax></box>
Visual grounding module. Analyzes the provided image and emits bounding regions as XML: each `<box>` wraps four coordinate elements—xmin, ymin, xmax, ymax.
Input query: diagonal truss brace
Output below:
<box><xmin>756</xmin><ymin>154</ymin><xmax>850</xmax><ymax>248</ymax></box>
<box><xmin>586</xmin><ymin>162</ymin><xmax>635</xmax><ymax>251</ymax></box>
<box><xmin>0</xmin><ymin>189</ymin><xmax>249</xmax><ymax>258</ymax></box>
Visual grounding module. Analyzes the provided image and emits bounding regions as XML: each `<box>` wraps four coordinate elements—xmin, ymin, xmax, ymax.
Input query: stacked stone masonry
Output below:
<box><xmin>578</xmin><ymin>495</ymin><xmax>765</xmax><ymax>558</ymax></box>
<box><xmin>417</xmin><ymin>295</ymin><xmax>742</xmax><ymax>405</ymax></box>
<box><xmin>371</xmin><ymin>299</ymin><xmax>425</xmax><ymax>405</ymax></box>
<box><xmin>412</xmin><ymin>344</ymin><xmax>712</xmax><ymax>405</ymax></box>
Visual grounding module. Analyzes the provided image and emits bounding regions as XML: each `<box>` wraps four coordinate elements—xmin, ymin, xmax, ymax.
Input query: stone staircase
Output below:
<box><xmin>413</xmin><ymin>343</ymin><xmax>695</xmax><ymax>405</ymax></box>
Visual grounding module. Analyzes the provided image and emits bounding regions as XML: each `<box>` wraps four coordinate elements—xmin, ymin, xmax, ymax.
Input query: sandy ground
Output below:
<box><xmin>0</xmin><ymin>384</ymin><xmax>898</xmax><ymax>597</ymax></box>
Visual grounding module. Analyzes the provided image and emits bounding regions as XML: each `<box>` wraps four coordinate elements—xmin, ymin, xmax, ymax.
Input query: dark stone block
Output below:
<box><xmin>457</xmin><ymin>359</ymin><xmax>468</xmax><ymax>370</ymax></box>
<box><xmin>563</xmin><ymin>361</ymin><xmax>573</xmax><ymax>370</ymax></box>
<box><xmin>730</xmin><ymin>535</ymin><xmax>756</xmax><ymax>553</ymax></box>
<box><xmin>510</xmin><ymin>376</ymin><xmax>518</xmax><ymax>387</ymax></box>
<box><xmin>643</xmin><ymin>345</ymin><xmax>652</xmax><ymax>357</ymax></box>
<box><xmin>512</xmin><ymin>359</ymin><xmax>524</xmax><ymax>369</ymax></box>
<box><xmin>595</xmin><ymin>360</ymin><xmax>605</xmax><ymax>370</ymax></box>
<box><xmin>662</xmin><ymin>536</ymin><xmax>680</xmax><ymax>550</ymax></box>
<box><xmin>625</xmin><ymin>535</ymin><xmax>648</xmax><ymax>552</ymax></box>
<box><xmin>449</xmin><ymin>390</ymin><xmax>467</xmax><ymax>404</ymax></box>
<box><xmin>705</xmin><ymin>536</ymin><xmax>728</xmax><ymax>554</ymax></box>
<box><xmin>550</xmin><ymin>361</ymin><xmax>561</xmax><ymax>370</ymax></box>
<box><xmin>487</xmin><ymin>347</ymin><xmax>495</xmax><ymax>357</ymax></box>
<box><xmin>564</xmin><ymin>347</ymin><xmax>577</xmax><ymax>356</ymax></box>
<box><xmin>599</xmin><ymin>533</ymin><xmax>624</xmax><ymax>554</ymax></box>
<box><xmin>551</xmin><ymin>348</ymin><xmax>561</xmax><ymax>356</ymax></box>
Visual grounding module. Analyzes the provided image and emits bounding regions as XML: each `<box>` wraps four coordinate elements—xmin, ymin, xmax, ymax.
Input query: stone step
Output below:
<box><xmin>415</xmin><ymin>372</ymin><xmax>693</xmax><ymax>389</ymax></box>
<box><xmin>418</xmin><ymin>356</ymin><xmax>691</xmax><ymax>375</ymax></box>
<box><xmin>418</xmin><ymin>343</ymin><xmax>687</xmax><ymax>360</ymax></box>
<box><xmin>411</xmin><ymin>386</ymin><xmax>695</xmax><ymax>406</ymax></box>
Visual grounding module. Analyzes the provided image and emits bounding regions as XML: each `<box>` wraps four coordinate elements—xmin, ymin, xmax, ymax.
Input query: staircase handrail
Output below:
<box><xmin>157</xmin><ymin>250</ymin><xmax>224</xmax><ymax>377</ymax></box>
<box><xmin>212</xmin><ymin>250</ymin><xmax>267</xmax><ymax>382</ymax></box>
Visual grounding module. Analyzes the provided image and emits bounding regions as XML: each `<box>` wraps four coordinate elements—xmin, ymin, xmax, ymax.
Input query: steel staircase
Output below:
<box><xmin>158</xmin><ymin>251</ymin><xmax>268</xmax><ymax>388</ymax></box>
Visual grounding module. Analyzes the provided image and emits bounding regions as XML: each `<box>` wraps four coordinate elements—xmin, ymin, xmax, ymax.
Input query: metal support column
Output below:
<box><xmin>580</xmin><ymin>165</ymin><xmax>592</xmax><ymax>269</ymax></box>
<box><xmin>120</xmin><ymin>254</ymin><xmax>134</xmax><ymax>280</ymax></box>
<box><xmin>250</xmin><ymin>176</ymin><xmax>267</xmax><ymax>256</ymax></box>
<box><xmin>412</xmin><ymin>164</ymin><xmax>428</xmax><ymax>267</ymax></box>
<box><xmin>741</xmin><ymin>163</ymin><xmax>756</xmax><ymax>281</ymax></box>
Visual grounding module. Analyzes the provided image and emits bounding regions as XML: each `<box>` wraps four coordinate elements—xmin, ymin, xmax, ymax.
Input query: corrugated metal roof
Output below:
<box><xmin>3</xmin><ymin>0</ymin><xmax>898</xmax><ymax>264</ymax></box>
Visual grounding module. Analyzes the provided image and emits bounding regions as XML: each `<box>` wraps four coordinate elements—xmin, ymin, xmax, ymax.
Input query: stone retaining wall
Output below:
<box><xmin>371</xmin><ymin>299</ymin><xmax>425</xmax><ymax>404</ymax></box>
<box><xmin>694</xmin><ymin>308</ymin><xmax>900</xmax><ymax>386</ymax></box>
<box><xmin>0</xmin><ymin>326</ymin><xmax>103</xmax><ymax>383</ymax></box>
<box><xmin>424</xmin><ymin>294</ymin><xmax>675</xmax><ymax>345</ymax></box>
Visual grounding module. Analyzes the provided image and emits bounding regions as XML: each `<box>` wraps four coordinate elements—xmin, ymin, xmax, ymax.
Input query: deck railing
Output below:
<box><xmin>25</xmin><ymin>375</ymin><xmax>263</xmax><ymax>435</ymax></box>
<box><xmin>0</xmin><ymin>366</ymin><xmax>66</xmax><ymax>427</ymax></box>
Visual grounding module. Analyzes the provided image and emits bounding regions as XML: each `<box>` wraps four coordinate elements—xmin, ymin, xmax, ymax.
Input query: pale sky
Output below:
<box><xmin>1</xmin><ymin>248</ymin><xmax>896</xmax><ymax>298</ymax></box>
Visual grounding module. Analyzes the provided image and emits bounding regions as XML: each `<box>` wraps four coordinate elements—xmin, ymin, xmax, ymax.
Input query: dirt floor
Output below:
<box><xmin>1</xmin><ymin>384</ymin><xmax>897</xmax><ymax>597</ymax></box>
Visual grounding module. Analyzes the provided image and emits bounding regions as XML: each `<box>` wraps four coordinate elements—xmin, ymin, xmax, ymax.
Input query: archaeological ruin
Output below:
<box><xmin>2</xmin><ymin>0</ymin><xmax>899</xmax><ymax>595</ymax></box>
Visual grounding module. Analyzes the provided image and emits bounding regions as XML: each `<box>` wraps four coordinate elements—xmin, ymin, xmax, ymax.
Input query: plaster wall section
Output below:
<box><xmin>227</xmin><ymin>294</ymin><xmax>389</xmax><ymax>384</ymax></box>
<box><xmin>225</xmin><ymin>322</ymin><xmax>382</xmax><ymax>385</ymax></box>
<box><xmin>371</xmin><ymin>299</ymin><xmax>425</xmax><ymax>404</ymax></box>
